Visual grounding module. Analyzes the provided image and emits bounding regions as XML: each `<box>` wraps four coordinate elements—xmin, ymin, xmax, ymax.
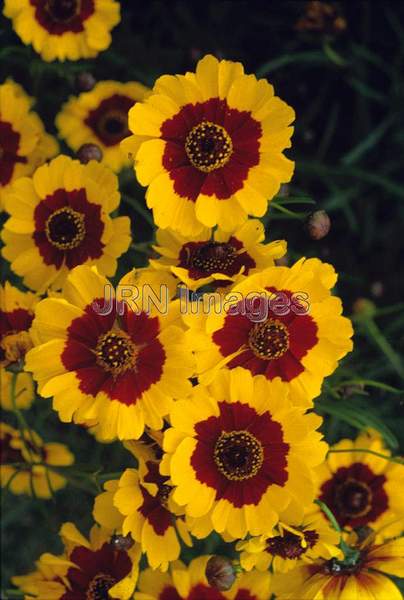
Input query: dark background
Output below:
<box><xmin>1</xmin><ymin>1</ymin><xmax>404</xmax><ymax>596</ymax></box>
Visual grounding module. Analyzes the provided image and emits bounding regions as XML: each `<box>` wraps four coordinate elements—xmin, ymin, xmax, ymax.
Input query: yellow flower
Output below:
<box><xmin>161</xmin><ymin>368</ymin><xmax>328</xmax><ymax>539</ymax></box>
<box><xmin>122</xmin><ymin>54</ymin><xmax>295</xmax><ymax>235</ymax></box>
<box><xmin>316</xmin><ymin>429</ymin><xmax>404</xmax><ymax>539</ymax></box>
<box><xmin>1</xmin><ymin>155</ymin><xmax>131</xmax><ymax>292</ymax></box>
<box><xmin>272</xmin><ymin>535</ymin><xmax>404</xmax><ymax>600</ymax></box>
<box><xmin>237</xmin><ymin>509</ymin><xmax>341</xmax><ymax>573</ymax></box>
<box><xmin>105</xmin><ymin>465</ymin><xmax>191</xmax><ymax>571</ymax></box>
<box><xmin>56</xmin><ymin>81</ymin><xmax>150</xmax><ymax>172</ymax></box>
<box><xmin>0</xmin><ymin>422</ymin><xmax>74</xmax><ymax>498</ymax></box>
<box><xmin>13</xmin><ymin>522</ymin><xmax>141</xmax><ymax>600</ymax></box>
<box><xmin>25</xmin><ymin>265</ymin><xmax>195</xmax><ymax>441</ymax></box>
<box><xmin>119</xmin><ymin>266</ymin><xmax>179</xmax><ymax>303</ymax></box>
<box><xmin>0</xmin><ymin>80</ymin><xmax>58</xmax><ymax>209</ymax></box>
<box><xmin>1</xmin><ymin>280</ymin><xmax>37</xmax><ymax>361</ymax></box>
<box><xmin>3</xmin><ymin>0</ymin><xmax>120</xmax><ymax>62</ymax></box>
<box><xmin>134</xmin><ymin>555</ymin><xmax>272</xmax><ymax>600</ymax></box>
<box><xmin>150</xmin><ymin>220</ymin><xmax>286</xmax><ymax>291</ymax></box>
<box><xmin>184</xmin><ymin>257</ymin><xmax>353</xmax><ymax>405</ymax></box>
<box><xmin>93</xmin><ymin>432</ymin><xmax>190</xmax><ymax>571</ymax></box>
<box><xmin>12</xmin><ymin>553</ymin><xmax>67</xmax><ymax>600</ymax></box>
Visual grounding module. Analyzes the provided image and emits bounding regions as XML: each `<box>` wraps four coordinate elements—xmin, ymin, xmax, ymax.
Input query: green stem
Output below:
<box><xmin>327</xmin><ymin>448</ymin><xmax>404</xmax><ymax>465</ymax></box>
<box><xmin>270</xmin><ymin>201</ymin><xmax>307</xmax><ymax>220</ymax></box>
<box><xmin>315</xmin><ymin>499</ymin><xmax>342</xmax><ymax>534</ymax></box>
<box><xmin>362</xmin><ymin>318</ymin><xmax>404</xmax><ymax>380</ymax></box>
<box><xmin>10</xmin><ymin>373</ymin><xmax>36</xmax><ymax>461</ymax></box>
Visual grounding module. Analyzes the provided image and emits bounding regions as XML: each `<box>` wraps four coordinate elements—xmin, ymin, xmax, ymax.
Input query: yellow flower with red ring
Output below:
<box><xmin>12</xmin><ymin>553</ymin><xmax>68</xmax><ymax>600</ymax></box>
<box><xmin>150</xmin><ymin>220</ymin><xmax>286</xmax><ymax>291</ymax></box>
<box><xmin>25</xmin><ymin>265</ymin><xmax>195</xmax><ymax>441</ymax></box>
<box><xmin>134</xmin><ymin>555</ymin><xmax>272</xmax><ymax>600</ymax></box>
<box><xmin>1</xmin><ymin>155</ymin><xmax>131</xmax><ymax>292</ymax></box>
<box><xmin>0</xmin><ymin>422</ymin><xmax>74</xmax><ymax>498</ymax></box>
<box><xmin>122</xmin><ymin>54</ymin><xmax>295</xmax><ymax>235</ymax></box>
<box><xmin>56</xmin><ymin>81</ymin><xmax>151</xmax><ymax>172</ymax></box>
<box><xmin>184</xmin><ymin>257</ymin><xmax>353</xmax><ymax>405</ymax></box>
<box><xmin>0</xmin><ymin>282</ymin><xmax>39</xmax><ymax>410</ymax></box>
<box><xmin>237</xmin><ymin>509</ymin><xmax>341</xmax><ymax>573</ymax></box>
<box><xmin>316</xmin><ymin>429</ymin><xmax>404</xmax><ymax>540</ymax></box>
<box><xmin>0</xmin><ymin>80</ymin><xmax>58</xmax><ymax>209</ymax></box>
<box><xmin>272</xmin><ymin>535</ymin><xmax>404</xmax><ymax>600</ymax></box>
<box><xmin>3</xmin><ymin>0</ymin><xmax>120</xmax><ymax>62</ymax></box>
<box><xmin>13</xmin><ymin>522</ymin><xmax>141</xmax><ymax>600</ymax></box>
<box><xmin>161</xmin><ymin>368</ymin><xmax>328</xmax><ymax>540</ymax></box>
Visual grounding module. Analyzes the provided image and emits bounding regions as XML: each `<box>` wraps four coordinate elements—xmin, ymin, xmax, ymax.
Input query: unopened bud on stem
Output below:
<box><xmin>306</xmin><ymin>210</ymin><xmax>331</xmax><ymax>240</ymax></box>
<box><xmin>206</xmin><ymin>555</ymin><xmax>236</xmax><ymax>591</ymax></box>
<box><xmin>77</xmin><ymin>143</ymin><xmax>103</xmax><ymax>164</ymax></box>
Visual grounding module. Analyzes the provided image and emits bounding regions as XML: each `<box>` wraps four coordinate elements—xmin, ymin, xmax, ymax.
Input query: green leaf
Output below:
<box><xmin>341</xmin><ymin>115</ymin><xmax>395</xmax><ymax>165</ymax></box>
<box><xmin>256</xmin><ymin>51</ymin><xmax>327</xmax><ymax>76</ymax></box>
<box><xmin>316</xmin><ymin>398</ymin><xmax>399</xmax><ymax>449</ymax></box>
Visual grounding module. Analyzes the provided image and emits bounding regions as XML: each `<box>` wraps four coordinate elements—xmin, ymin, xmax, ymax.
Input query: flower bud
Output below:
<box><xmin>352</xmin><ymin>298</ymin><xmax>376</xmax><ymax>318</ymax></box>
<box><xmin>111</xmin><ymin>533</ymin><xmax>134</xmax><ymax>551</ymax></box>
<box><xmin>77</xmin><ymin>143</ymin><xmax>103</xmax><ymax>164</ymax></box>
<box><xmin>76</xmin><ymin>72</ymin><xmax>96</xmax><ymax>92</ymax></box>
<box><xmin>205</xmin><ymin>555</ymin><xmax>236</xmax><ymax>592</ymax></box>
<box><xmin>306</xmin><ymin>210</ymin><xmax>331</xmax><ymax>240</ymax></box>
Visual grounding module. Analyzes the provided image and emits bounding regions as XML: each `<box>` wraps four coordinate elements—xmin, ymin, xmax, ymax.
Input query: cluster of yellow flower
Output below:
<box><xmin>1</xmin><ymin>3</ymin><xmax>403</xmax><ymax>599</ymax></box>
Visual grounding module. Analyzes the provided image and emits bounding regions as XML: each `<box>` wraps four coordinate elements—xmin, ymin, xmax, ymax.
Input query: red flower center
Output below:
<box><xmin>95</xmin><ymin>330</ymin><xmax>138</xmax><ymax>377</ymax></box>
<box><xmin>97</xmin><ymin>110</ymin><xmax>129</xmax><ymax>142</ymax></box>
<box><xmin>214</xmin><ymin>430</ymin><xmax>264</xmax><ymax>481</ymax></box>
<box><xmin>30</xmin><ymin>0</ymin><xmax>95</xmax><ymax>34</ymax></box>
<box><xmin>185</xmin><ymin>121</ymin><xmax>233</xmax><ymax>172</ymax></box>
<box><xmin>86</xmin><ymin>573</ymin><xmax>116</xmax><ymax>600</ymax></box>
<box><xmin>33</xmin><ymin>187</ymin><xmax>104</xmax><ymax>269</ymax></box>
<box><xmin>85</xmin><ymin>95</ymin><xmax>134</xmax><ymax>147</ymax></box>
<box><xmin>45</xmin><ymin>206</ymin><xmax>86</xmax><ymax>250</ymax></box>
<box><xmin>266</xmin><ymin>529</ymin><xmax>319</xmax><ymax>559</ymax></box>
<box><xmin>191</xmin><ymin>241</ymin><xmax>237</xmax><ymax>273</ymax></box>
<box><xmin>336</xmin><ymin>478</ymin><xmax>372</xmax><ymax>518</ymax></box>
<box><xmin>0</xmin><ymin>120</ymin><xmax>27</xmax><ymax>187</ymax></box>
<box><xmin>319</xmin><ymin>463</ymin><xmax>388</xmax><ymax>528</ymax></box>
<box><xmin>248</xmin><ymin>318</ymin><xmax>290</xmax><ymax>360</ymax></box>
<box><xmin>45</xmin><ymin>0</ymin><xmax>80</xmax><ymax>22</ymax></box>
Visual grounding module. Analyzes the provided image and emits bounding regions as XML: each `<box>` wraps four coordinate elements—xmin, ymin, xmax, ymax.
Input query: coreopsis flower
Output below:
<box><xmin>184</xmin><ymin>257</ymin><xmax>353</xmax><ymax>405</ymax></box>
<box><xmin>12</xmin><ymin>554</ymin><xmax>67</xmax><ymax>600</ymax></box>
<box><xmin>272</xmin><ymin>535</ymin><xmax>404</xmax><ymax>600</ymax></box>
<box><xmin>94</xmin><ymin>430</ymin><xmax>191</xmax><ymax>571</ymax></box>
<box><xmin>25</xmin><ymin>265</ymin><xmax>194</xmax><ymax>440</ymax></box>
<box><xmin>160</xmin><ymin>368</ymin><xmax>328</xmax><ymax>539</ymax></box>
<box><xmin>97</xmin><ymin>464</ymin><xmax>192</xmax><ymax>571</ymax></box>
<box><xmin>150</xmin><ymin>220</ymin><xmax>286</xmax><ymax>291</ymax></box>
<box><xmin>0</xmin><ymin>80</ymin><xmax>58</xmax><ymax>209</ymax></box>
<box><xmin>134</xmin><ymin>556</ymin><xmax>272</xmax><ymax>600</ymax></box>
<box><xmin>122</xmin><ymin>54</ymin><xmax>295</xmax><ymax>235</ymax></box>
<box><xmin>3</xmin><ymin>0</ymin><xmax>121</xmax><ymax>62</ymax></box>
<box><xmin>13</xmin><ymin>522</ymin><xmax>141</xmax><ymax>600</ymax></box>
<box><xmin>1</xmin><ymin>155</ymin><xmax>131</xmax><ymax>292</ymax></box>
<box><xmin>1</xmin><ymin>282</ymin><xmax>38</xmax><ymax>409</ymax></box>
<box><xmin>237</xmin><ymin>512</ymin><xmax>341</xmax><ymax>573</ymax></box>
<box><xmin>316</xmin><ymin>429</ymin><xmax>404</xmax><ymax>539</ymax></box>
<box><xmin>56</xmin><ymin>81</ymin><xmax>150</xmax><ymax>172</ymax></box>
<box><xmin>0</xmin><ymin>422</ymin><xmax>74</xmax><ymax>497</ymax></box>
